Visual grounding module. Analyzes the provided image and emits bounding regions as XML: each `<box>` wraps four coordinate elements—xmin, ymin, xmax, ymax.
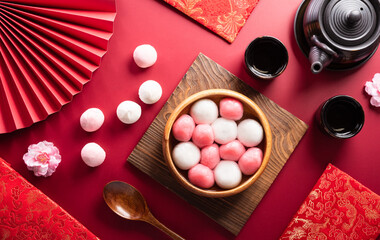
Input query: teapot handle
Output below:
<box><xmin>311</xmin><ymin>35</ymin><xmax>339</xmax><ymax>59</ymax></box>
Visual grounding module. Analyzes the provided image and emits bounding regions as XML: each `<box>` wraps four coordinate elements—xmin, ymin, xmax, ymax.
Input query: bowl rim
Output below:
<box><xmin>163</xmin><ymin>89</ymin><xmax>272</xmax><ymax>198</ymax></box>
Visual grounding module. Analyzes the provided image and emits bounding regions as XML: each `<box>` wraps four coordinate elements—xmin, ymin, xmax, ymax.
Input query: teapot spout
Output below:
<box><xmin>308</xmin><ymin>46</ymin><xmax>333</xmax><ymax>74</ymax></box>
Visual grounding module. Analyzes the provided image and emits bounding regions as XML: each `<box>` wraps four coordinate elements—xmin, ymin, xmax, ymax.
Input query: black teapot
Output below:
<box><xmin>295</xmin><ymin>0</ymin><xmax>380</xmax><ymax>73</ymax></box>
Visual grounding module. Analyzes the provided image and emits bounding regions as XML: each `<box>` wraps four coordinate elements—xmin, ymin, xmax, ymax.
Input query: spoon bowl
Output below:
<box><xmin>103</xmin><ymin>181</ymin><xmax>184</xmax><ymax>240</ymax></box>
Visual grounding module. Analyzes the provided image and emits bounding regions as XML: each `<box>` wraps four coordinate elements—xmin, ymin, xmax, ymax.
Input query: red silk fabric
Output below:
<box><xmin>0</xmin><ymin>158</ymin><xmax>99</xmax><ymax>239</ymax></box>
<box><xmin>163</xmin><ymin>0</ymin><xmax>259</xmax><ymax>43</ymax></box>
<box><xmin>280</xmin><ymin>164</ymin><xmax>380</xmax><ymax>240</ymax></box>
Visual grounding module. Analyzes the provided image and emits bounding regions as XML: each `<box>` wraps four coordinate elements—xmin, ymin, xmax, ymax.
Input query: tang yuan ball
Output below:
<box><xmin>237</xmin><ymin>119</ymin><xmax>264</xmax><ymax>147</ymax></box>
<box><xmin>133</xmin><ymin>44</ymin><xmax>157</xmax><ymax>68</ymax></box>
<box><xmin>200</xmin><ymin>144</ymin><xmax>220</xmax><ymax>169</ymax></box>
<box><xmin>192</xmin><ymin>124</ymin><xmax>215</xmax><ymax>148</ymax></box>
<box><xmin>172</xmin><ymin>114</ymin><xmax>195</xmax><ymax>142</ymax></box>
<box><xmin>219</xmin><ymin>98</ymin><xmax>244</xmax><ymax>121</ymax></box>
<box><xmin>139</xmin><ymin>80</ymin><xmax>162</xmax><ymax>104</ymax></box>
<box><xmin>211</xmin><ymin>118</ymin><xmax>237</xmax><ymax>144</ymax></box>
<box><xmin>188</xmin><ymin>164</ymin><xmax>215</xmax><ymax>189</ymax></box>
<box><xmin>214</xmin><ymin>161</ymin><xmax>242</xmax><ymax>189</ymax></box>
<box><xmin>219</xmin><ymin>140</ymin><xmax>246</xmax><ymax>161</ymax></box>
<box><xmin>190</xmin><ymin>99</ymin><xmax>218</xmax><ymax>124</ymax></box>
<box><xmin>81</xmin><ymin>142</ymin><xmax>106</xmax><ymax>167</ymax></box>
<box><xmin>172</xmin><ymin>142</ymin><xmax>200</xmax><ymax>170</ymax></box>
<box><xmin>239</xmin><ymin>147</ymin><xmax>263</xmax><ymax>175</ymax></box>
<box><xmin>80</xmin><ymin>108</ymin><xmax>105</xmax><ymax>132</ymax></box>
<box><xmin>117</xmin><ymin>101</ymin><xmax>141</xmax><ymax>124</ymax></box>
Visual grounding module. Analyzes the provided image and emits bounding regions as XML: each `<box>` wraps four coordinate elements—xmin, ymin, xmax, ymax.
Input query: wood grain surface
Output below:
<box><xmin>128</xmin><ymin>53</ymin><xmax>308</xmax><ymax>235</ymax></box>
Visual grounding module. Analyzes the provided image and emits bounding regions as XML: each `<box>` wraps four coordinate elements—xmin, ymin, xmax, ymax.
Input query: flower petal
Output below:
<box><xmin>24</xmin><ymin>141</ymin><xmax>61</xmax><ymax>177</ymax></box>
<box><xmin>365</xmin><ymin>82</ymin><xmax>377</xmax><ymax>96</ymax></box>
<box><xmin>370</xmin><ymin>96</ymin><xmax>380</xmax><ymax>107</ymax></box>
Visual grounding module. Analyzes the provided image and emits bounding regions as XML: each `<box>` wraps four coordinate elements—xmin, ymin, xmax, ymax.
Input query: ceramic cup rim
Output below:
<box><xmin>244</xmin><ymin>36</ymin><xmax>289</xmax><ymax>80</ymax></box>
<box><xmin>320</xmin><ymin>95</ymin><xmax>365</xmax><ymax>139</ymax></box>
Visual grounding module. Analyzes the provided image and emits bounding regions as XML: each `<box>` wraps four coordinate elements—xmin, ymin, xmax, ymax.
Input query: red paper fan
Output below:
<box><xmin>0</xmin><ymin>0</ymin><xmax>116</xmax><ymax>134</ymax></box>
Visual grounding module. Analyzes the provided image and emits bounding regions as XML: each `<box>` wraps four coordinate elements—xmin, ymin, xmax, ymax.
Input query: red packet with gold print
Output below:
<box><xmin>162</xmin><ymin>0</ymin><xmax>259</xmax><ymax>43</ymax></box>
<box><xmin>280</xmin><ymin>164</ymin><xmax>380</xmax><ymax>240</ymax></box>
<box><xmin>0</xmin><ymin>158</ymin><xmax>99</xmax><ymax>239</ymax></box>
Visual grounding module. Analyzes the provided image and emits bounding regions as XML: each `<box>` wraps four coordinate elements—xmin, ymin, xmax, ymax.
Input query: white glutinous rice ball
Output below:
<box><xmin>117</xmin><ymin>101</ymin><xmax>142</xmax><ymax>124</ymax></box>
<box><xmin>138</xmin><ymin>80</ymin><xmax>162</xmax><ymax>104</ymax></box>
<box><xmin>214</xmin><ymin>161</ymin><xmax>242</xmax><ymax>189</ymax></box>
<box><xmin>172</xmin><ymin>142</ymin><xmax>200</xmax><ymax>170</ymax></box>
<box><xmin>133</xmin><ymin>44</ymin><xmax>157</xmax><ymax>68</ymax></box>
<box><xmin>237</xmin><ymin>119</ymin><xmax>264</xmax><ymax>147</ymax></box>
<box><xmin>211</xmin><ymin>118</ymin><xmax>238</xmax><ymax>144</ymax></box>
<box><xmin>190</xmin><ymin>99</ymin><xmax>218</xmax><ymax>124</ymax></box>
<box><xmin>81</xmin><ymin>142</ymin><xmax>106</xmax><ymax>167</ymax></box>
<box><xmin>80</xmin><ymin>108</ymin><xmax>105</xmax><ymax>132</ymax></box>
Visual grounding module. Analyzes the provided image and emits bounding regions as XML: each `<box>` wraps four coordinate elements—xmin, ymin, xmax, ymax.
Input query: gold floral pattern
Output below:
<box><xmin>216</xmin><ymin>10</ymin><xmax>245</xmax><ymax>42</ymax></box>
<box><xmin>280</xmin><ymin>164</ymin><xmax>380</xmax><ymax>240</ymax></box>
<box><xmin>0</xmin><ymin>158</ymin><xmax>99</xmax><ymax>239</ymax></box>
<box><xmin>171</xmin><ymin>0</ymin><xmax>203</xmax><ymax>16</ymax></box>
<box><xmin>163</xmin><ymin>0</ymin><xmax>259</xmax><ymax>42</ymax></box>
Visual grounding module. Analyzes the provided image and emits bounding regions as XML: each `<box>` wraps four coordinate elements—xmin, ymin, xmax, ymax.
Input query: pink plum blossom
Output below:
<box><xmin>364</xmin><ymin>73</ymin><xmax>380</xmax><ymax>107</ymax></box>
<box><xmin>23</xmin><ymin>141</ymin><xmax>61</xmax><ymax>177</ymax></box>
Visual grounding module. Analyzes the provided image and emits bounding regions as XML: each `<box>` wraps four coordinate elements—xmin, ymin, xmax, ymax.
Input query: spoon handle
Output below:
<box><xmin>144</xmin><ymin>212</ymin><xmax>185</xmax><ymax>240</ymax></box>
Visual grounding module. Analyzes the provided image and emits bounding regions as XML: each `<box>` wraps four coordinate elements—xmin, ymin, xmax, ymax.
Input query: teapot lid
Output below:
<box><xmin>322</xmin><ymin>0</ymin><xmax>379</xmax><ymax>46</ymax></box>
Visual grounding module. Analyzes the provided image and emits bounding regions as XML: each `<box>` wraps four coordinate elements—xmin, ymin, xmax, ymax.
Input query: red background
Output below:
<box><xmin>0</xmin><ymin>0</ymin><xmax>379</xmax><ymax>239</ymax></box>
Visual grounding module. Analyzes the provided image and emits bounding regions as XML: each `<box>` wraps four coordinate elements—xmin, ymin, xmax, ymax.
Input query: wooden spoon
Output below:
<box><xmin>103</xmin><ymin>181</ymin><xmax>184</xmax><ymax>240</ymax></box>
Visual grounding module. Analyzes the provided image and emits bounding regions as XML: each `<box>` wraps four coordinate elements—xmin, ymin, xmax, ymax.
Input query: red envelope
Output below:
<box><xmin>280</xmin><ymin>164</ymin><xmax>380</xmax><ymax>240</ymax></box>
<box><xmin>0</xmin><ymin>158</ymin><xmax>99</xmax><ymax>239</ymax></box>
<box><xmin>163</xmin><ymin>0</ymin><xmax>259</xmax><ymax>43</ymax></box>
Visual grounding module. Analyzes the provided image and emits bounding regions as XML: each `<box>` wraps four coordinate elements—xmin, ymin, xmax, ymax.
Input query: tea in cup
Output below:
<box><xmin>244</xmin><ymin>36</ymin><xmax>288</xmax><ymax>80</ymax></box>
<box><xmin>316</xmin><ymin>95</ymin><xmax>364</xmax><ymax>138</ymax></box>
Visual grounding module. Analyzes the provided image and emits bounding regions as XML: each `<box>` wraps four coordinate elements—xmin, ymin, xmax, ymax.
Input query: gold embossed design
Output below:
<box><xmin>170</xmin><ymin>0</ymin><xmax>203</xmax><ymax>16</ymax></box>
<box><xmin>280</xmin><ymin>164</ymin><xmax>380</xmax><ymax>240</ymax></box>
<box><xmin>0</xmin><ymin>158</ymin><xmax>99</xmax><ymax>239</ymax></box>
<box><xmin>163</xmin><ymin>0</ymin><xmax>259</xmax><ymax>43</ymax></box>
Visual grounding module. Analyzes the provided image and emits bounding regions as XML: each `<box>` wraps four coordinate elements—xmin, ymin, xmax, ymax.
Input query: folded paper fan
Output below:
<box><xmin>0</xmin><ymin>0</ymin><xmax>116</xmax><ymax>134</ymax></box>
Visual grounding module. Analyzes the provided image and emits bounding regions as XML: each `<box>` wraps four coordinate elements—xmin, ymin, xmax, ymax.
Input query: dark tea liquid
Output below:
<box><xmin>325</xmin><ymin>100</ymin><xmax>357</xmax><ymax>133</ymax></box>
<box><xmin>318</xmin><ymin>95</ymin><xmax>364</xmax><ymax>138</ymax></box>
<box><xmin>250</xmin><ymin>41</ymin><xmax>287</xmax><ymax>75</ymax></box>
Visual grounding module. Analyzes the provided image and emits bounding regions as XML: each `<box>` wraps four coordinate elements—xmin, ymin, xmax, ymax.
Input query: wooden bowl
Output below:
<box><xmin>163</xmin><ymin>89</ymin><xmax>272</xmax><ymax>198</ymax></box>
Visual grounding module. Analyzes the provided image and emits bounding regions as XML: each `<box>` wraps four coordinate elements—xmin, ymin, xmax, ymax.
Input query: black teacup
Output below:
<box><xmin>245</xmin><ymin>36</ymin><xmax>288</xmax><ymax>80</ymax></box>
<box><xmin>317</xmin><ymin>95</ymin><xmax>365</xmax><ymax>139</ymax></box>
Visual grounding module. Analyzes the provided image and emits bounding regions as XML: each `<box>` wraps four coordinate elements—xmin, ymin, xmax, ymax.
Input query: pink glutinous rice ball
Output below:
<box><xmin>238</xmin><ymin>147</ymin><xmax>263</xmax><ymax>175</ymax></box>
<box><xmin>200</xmin><ymin>144</ymin><xmax>220</xmax><ymax>169</ymax></box>
<box><xmin>219</xmin><ymin>98</ymin><xmax>244</xmax><ymax>121</ymax></box>
<box><xmin>188</xmin><ymin>164</ymin><xmax>215</xmax><ymax>189</ymax></box>
<box><xmin>190</xmin><ymin>99</ymin><xmax>218</xmax><ymax>124</ymax></box>
<box><xmin>192</xmin><ymin>124</ymin><xmax>215</xmax><ymax>148</ymax></box>
<box><xmin>172</xmin><ymin>114</ymin><xmax>195</xmax><ymax>142</ymax></box>
<box><xmin>219</xmin><ymin>140</ymin><xmax>246</xmax><ymax>161</ymax></box>
<box><xmin>80</xmin><ymin>108</ymin><xmax>105</xmax><ymax>132</ymax></box>
<box><xmin>172</xmin><ymin>142</ymin><xmax>200</xmax><ymax>170</ymax></box>
<box><xmin>133</xmin><ymin>44</ymin><xmax>157</xmax><ymax>68</ymax></box>
<box><xmin>237</xmin><ymin>119</ymin><xmax>264</xmax><ymax>147</ymax></box>
<box><xmin>214</xmin><ymin>161</ymin><xmax>242</xmax><ymax>189</ymax></box>
<box><xmin>81</xmin><ymin>142</ymin><xmax>106</xmax><ymax>167</ymax></box>
<box><xmin>211</xmin><ymin>117</ymin><xmax>237</xmax><ymax>144</ymax></box>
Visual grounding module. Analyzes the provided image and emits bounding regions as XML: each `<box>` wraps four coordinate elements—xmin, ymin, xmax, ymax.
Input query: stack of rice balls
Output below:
<box><xmin>169</xmin><ymin>94</ymin><xmax>268</xmax><ymax>191</ymax></box>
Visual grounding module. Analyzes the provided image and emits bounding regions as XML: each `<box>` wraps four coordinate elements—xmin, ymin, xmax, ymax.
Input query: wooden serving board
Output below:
<box><xmin>128</xmin><ymin>53</ymin><xmax>308</xmax><ymax>235</ymax></box>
